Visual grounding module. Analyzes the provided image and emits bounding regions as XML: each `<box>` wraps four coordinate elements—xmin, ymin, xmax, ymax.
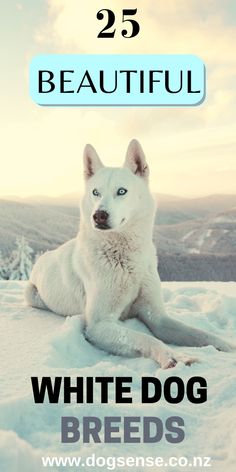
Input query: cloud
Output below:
<box><xmin>16</xmin><ymin>3</ymin><xmax>23</xmax><ymax>11</ymax></box>
<box><xmin>35</xmin><ymin>0</ymin><xmax>236</xmax><ymax>127</ymax></box>
<box><xmin>1</xmin><ymin>1</ymin><xmax>236</xmax><ymax>197</ymax></box>
<box><xmin>1</xmin><ymin>104</ymin><xmax>235</xmax><ymax>197</ymax></box>
<box><xmin>38</xmin><ymin>0</ymin><xmax>236</xmax><ymax>62</ymax></box>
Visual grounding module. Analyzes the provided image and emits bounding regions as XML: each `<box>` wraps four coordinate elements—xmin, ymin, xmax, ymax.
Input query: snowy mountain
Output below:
<box><xmin>157</xmin><ymin>207</ymin><xmax>236</xmax><ymax>255</ymax></box>
<box><xmin>0</xmin><ymin>199</ymin><xmax>79</xmax><ymax>255</ymax></box>
<box><xmin>1</xmin><ymin>194</ymin><xmax>236</xmax><ymax>256</ymax></box>
<box><xmin>155</xmin><ymin>194</ymin><xmax>236</xmax><ymax>225</ymax></box>
<box><xmin>1</xmin><ymin>195</ymin><xmax>236</xmax><ymax>280</ymax></box>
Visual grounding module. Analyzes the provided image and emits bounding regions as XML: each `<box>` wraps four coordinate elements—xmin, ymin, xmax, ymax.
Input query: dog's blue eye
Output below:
<box><xmin>117</xmin><ymin>188</ymin><xmax>127</xmax><ymax>196</ymax></box>
<box><xmin>92</xmin><ymin>189</ymin><xmax>100</xmax><ymax>197</ymax></box>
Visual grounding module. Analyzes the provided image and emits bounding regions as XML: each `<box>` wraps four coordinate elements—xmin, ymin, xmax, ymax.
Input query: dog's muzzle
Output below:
<box><xmin>93</xmin><ymin>210</ymin><xmax>110</xmax><ymax>230</ymax></box>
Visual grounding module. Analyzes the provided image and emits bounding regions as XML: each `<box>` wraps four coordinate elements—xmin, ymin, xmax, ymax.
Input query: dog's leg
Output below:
<box><xmin>85</xmin><ymin>319</ymin><xmax>185</xmax><ymax>369</ymax></box>
<box><xmin>135</xmin><ymin>273</ymin><xmax>235</xmax><ymax>352</ymax></box>
<box><xmin>142</xmin><ymin>314</ymin><xmax>235</xmax><ymax>352</ymax></box>
<box><xmin>25</xmin><ymin>282</ymin><xmax>49</xmax><ymax>310</ymax></box>
<box><xmin>84</xmin><ymin>290</ymin><xmax>190</xmax><ymax>368</ymax></box>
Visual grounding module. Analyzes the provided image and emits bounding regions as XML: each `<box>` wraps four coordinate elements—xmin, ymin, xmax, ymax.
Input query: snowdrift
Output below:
<box><xmin>0</xmin><ymin>281</ymin><xmax>236</xmax><ymax>472</ymax></box>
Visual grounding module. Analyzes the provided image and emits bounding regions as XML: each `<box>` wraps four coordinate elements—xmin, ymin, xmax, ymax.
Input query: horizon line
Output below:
<box><xmin>1</xmin><ymin>192</ymin><xmax>236</xmax><ymax>202</ymax></box>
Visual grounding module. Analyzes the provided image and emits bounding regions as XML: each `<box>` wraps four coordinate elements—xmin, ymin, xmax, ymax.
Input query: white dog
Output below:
<box><xmin>25</xmin><ymin>140</ymin><xmax>234</xmax><ymax>368</ymax></box>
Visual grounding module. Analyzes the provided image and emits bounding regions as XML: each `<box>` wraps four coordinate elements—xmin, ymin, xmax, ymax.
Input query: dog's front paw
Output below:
<box><xmin>162</xmin><ymin>356</ymin><xmax>178</xmax><ymax>369</ymax></box>
<box><xmin>157</xmin><ymin>351</ymin><xmax>178</xmax><ymax>369</ymax></box>
<box><xmin>159</xmin><ymin>352</ymin><xmax>198</xmax><ymax>369</ymax></box>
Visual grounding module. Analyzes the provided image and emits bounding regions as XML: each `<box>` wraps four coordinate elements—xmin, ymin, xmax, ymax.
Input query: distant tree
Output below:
<box><xmin>9</xmin><ymin>236</ymin><xmax>34</xmax><ymax>280</ymax></box>
<box><xmin>0</xmin><ymin>250</ymin><xmax>8</xmax><ymax>279</ymax></box>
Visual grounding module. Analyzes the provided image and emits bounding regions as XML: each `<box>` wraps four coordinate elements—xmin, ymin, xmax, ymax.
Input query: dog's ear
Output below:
<box><xmin>83</xmin><ymin>144</ymin><xmax>104</xmax><ymax>180</ymax></box>
<box><xmin>124</xmin><ymin>139</ymin><xmax>149</xmax><ymax>180</ymax></box>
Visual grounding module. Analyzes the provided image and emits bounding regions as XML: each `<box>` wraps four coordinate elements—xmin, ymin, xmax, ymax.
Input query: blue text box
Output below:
<box><xmin>30</xmin><ymin>54</ymin><xmax>205</xmax><ymax>107</ymax></box>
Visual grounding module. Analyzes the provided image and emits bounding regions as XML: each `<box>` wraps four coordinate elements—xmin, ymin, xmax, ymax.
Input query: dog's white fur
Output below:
<box><xmin>25</xmin><ymin>140</ymin><xmax>235</xmax><ymax>368</ymax></box>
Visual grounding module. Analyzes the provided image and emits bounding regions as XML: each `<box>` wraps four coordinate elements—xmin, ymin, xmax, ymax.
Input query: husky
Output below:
<box><xmin>25</xmin><ymin>140</ymin><xmax>235</xmax><ymax>368</ymax></box>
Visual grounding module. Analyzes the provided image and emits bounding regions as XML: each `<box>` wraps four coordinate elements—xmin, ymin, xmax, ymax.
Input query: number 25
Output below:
<box><xmin>97</xmin><ymin>9</ymin><xmax>140</xmax><ymax>39</ymax></box>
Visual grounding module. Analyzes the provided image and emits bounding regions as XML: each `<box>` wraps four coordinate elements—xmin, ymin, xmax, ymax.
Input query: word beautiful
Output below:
<box><xmin>39</xmin><ymin>68</ymin><xmax>200</xmax><ymax>95</ymax></box>
<box><xmin>31</xmin><ymin>376</ymin><xmax>207</xmax><ymax>444</ymax></box>
<box><xmin>30</xmin><ymin>54</ymin><xmax>205</xmax><ymax>106</ymax></box>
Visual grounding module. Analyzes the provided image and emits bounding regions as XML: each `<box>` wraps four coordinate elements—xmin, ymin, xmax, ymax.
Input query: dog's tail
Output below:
<box><xmin>25</xmin><ymin>282</ymin><xmax>48</xmax><ymax>310</ymax></box>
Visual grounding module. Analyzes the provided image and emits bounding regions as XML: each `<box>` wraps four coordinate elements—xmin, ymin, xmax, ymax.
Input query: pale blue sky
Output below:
<box><xmin>1</xmin><ymin>2</ymin><xmax>46</xmax><ymax>121</ymax></box>
<box><xmin>1</xmin><ymin>1</ymin><xmax>236</xmax><ymax>197</ymax></box>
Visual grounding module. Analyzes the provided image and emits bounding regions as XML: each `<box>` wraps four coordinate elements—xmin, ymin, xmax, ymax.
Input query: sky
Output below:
<box><xmin>0</xmin><ymin>0</ymin><xmax>236</xmax><ymax>197</ymax></box>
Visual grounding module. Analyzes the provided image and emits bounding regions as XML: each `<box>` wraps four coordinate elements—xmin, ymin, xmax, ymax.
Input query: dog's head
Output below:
<box><xmin>81</xmin><ymin>139</ymin><xmax>153</xmax><ymax>232</ymax></box>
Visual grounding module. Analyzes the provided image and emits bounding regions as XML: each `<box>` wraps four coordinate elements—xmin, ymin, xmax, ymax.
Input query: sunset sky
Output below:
<box><xmin>1</xmin><ymin>0</ymin><xmax>236</xmax><ymax>197</ymax></box>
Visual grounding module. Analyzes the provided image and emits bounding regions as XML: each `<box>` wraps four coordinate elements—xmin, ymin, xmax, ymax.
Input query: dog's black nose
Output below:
<box><xmin>93</xmin><ymin>210</ymin><xmax>109</xmax><ymax>225</ymax></box>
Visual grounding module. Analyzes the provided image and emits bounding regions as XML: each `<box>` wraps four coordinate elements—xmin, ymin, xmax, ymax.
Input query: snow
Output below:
<box><xmin>187</xmin><ymin>248</ymin><xmax>200</xmax><ymax>254</ymax></box>
<box><xmin>196</xmin><ymin>230</ymin><xmax>209</xmax><ymax>248</ymax></box>
<box><xmin>0</xmin><ymin>281</ymin><xmax>236</xmax><ymax>472</ymax></box>
<box><xmin>213</xmin><ymin>216</ymin><xmax>235</xmax><ymax>223</ymax></box>
<box><xmin>206</xmin><ymin>229</ymin><xmax>212</xmax><ymax>238</ymax></box>
<box><xmin>181</xmin><ymin>230</ymin><xmax>195</xmax><ymax>242</ymax></box>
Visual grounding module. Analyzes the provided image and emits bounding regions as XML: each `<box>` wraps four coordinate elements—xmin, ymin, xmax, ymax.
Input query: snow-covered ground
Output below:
<box><xmin>0</xmin><ymin>281</ymin><xmax>236</xmax><ymax>472</ymax></box>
